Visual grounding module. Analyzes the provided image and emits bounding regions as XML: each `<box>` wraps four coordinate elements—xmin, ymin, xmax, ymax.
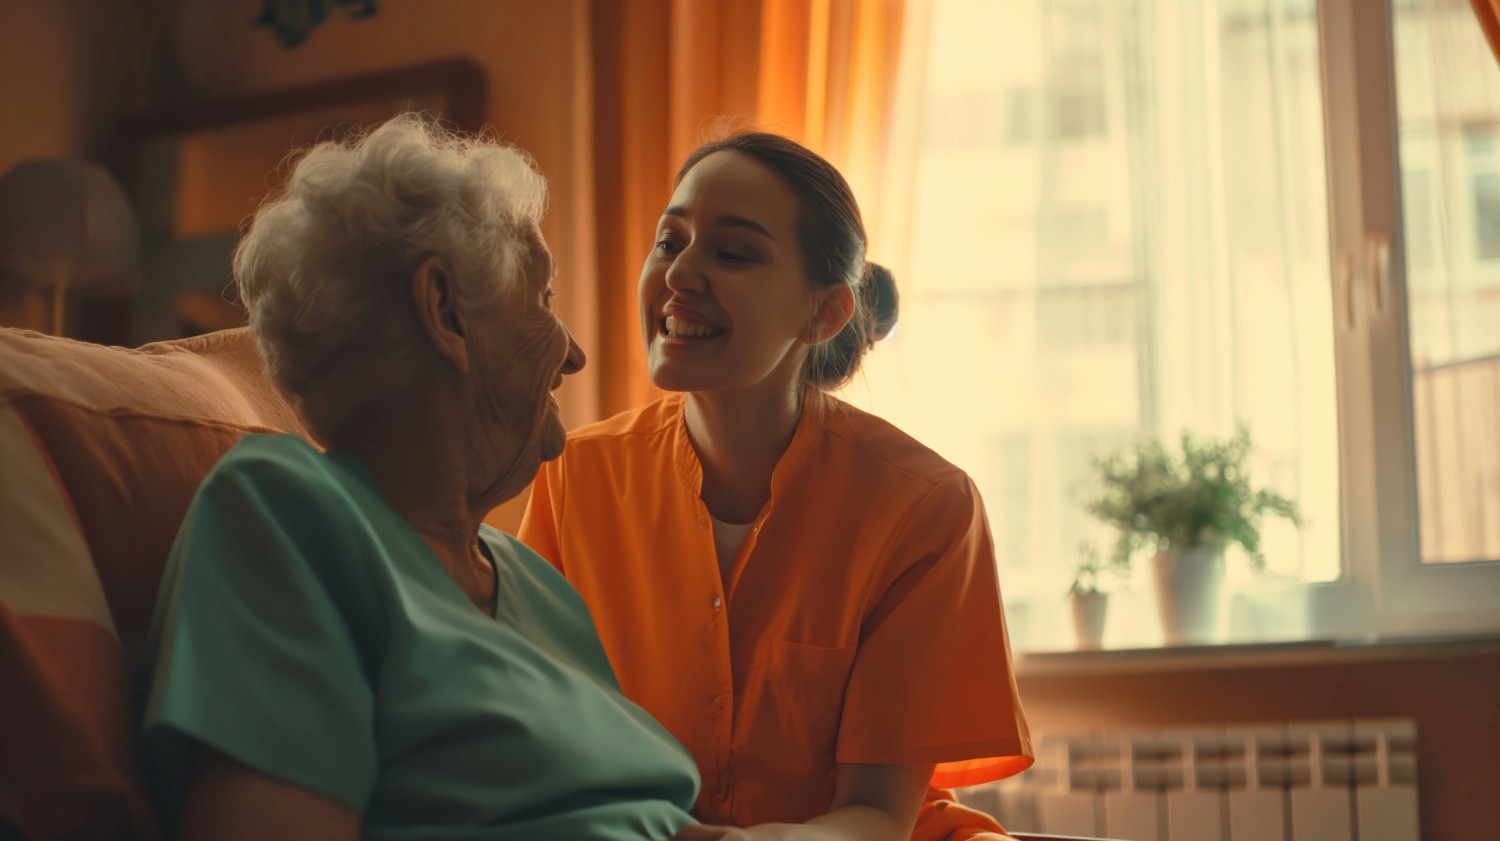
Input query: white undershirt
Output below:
<box><xmin>711</xmin><ymin>516</ymin><xmax>755</xmax><ymax>582</ymax></box>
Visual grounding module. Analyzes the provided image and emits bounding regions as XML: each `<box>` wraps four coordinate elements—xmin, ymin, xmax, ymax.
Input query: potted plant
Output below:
<box><xmin>1068</xmin><ymin>541</ymin><xmax>1122</xmax><ymax>650</ymax></box>
<box><xmin>1083</xmin><ymin>424</ymin><xmax>1302</xmax><ymax>645</ymax></box>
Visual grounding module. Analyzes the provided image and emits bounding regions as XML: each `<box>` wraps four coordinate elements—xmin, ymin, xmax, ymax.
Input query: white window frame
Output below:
<box><xmin>1314</xmin><ymin>0</ymin><xmax>1500</xmax><ymax>640</ymax></box>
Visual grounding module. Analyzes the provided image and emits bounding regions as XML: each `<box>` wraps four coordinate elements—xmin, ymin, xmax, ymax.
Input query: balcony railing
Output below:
<box><xmin>1412</xmin><ymin>351</ymin><xmax>1500</xmax><ymax>563</ymax></box>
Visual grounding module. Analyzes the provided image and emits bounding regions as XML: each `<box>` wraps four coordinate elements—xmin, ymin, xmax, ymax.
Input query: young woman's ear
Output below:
<box><xmin>412</xmin><ymin>256</ymin><xmax>470</xmax><ymax>374</ymax></box>
<box><xmin>805</xmin><ymin>285</ymin><xmax>856</xmax><ymax>345</ymax></box>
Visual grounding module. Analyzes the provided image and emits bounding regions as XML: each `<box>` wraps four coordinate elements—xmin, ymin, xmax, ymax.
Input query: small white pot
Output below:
<box><xmin>1070</xmin><ymin>590</ymin><xmax>1109</xmax><ymax>650</ymax></box>
<box><xmin>1151</xmin><ymin>545</ymin><xmax>1226</xmax><ymax>645</ymax></box>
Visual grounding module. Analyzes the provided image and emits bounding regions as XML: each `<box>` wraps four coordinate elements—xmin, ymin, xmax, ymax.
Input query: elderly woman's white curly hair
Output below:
<box><xmin>234</xmin><ymin>113</ymin><xmax>547</xmax><ymax>439</ymax></box>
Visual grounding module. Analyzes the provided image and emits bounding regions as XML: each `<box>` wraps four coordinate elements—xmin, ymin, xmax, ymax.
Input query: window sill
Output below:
<box><xmin>1014</xmin><ymin>631</ymin><xmax>1500</xmax><ymax>677</ymax></box>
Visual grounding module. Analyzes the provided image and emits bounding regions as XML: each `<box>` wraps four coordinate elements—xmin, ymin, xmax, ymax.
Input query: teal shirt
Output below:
<box><xmin>141</xmin><ymin>435</ymin><xmax>699</xmax><ymax>840</ymax></box>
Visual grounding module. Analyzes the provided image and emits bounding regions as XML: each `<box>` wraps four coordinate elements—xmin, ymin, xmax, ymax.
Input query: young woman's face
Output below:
<box><xmin>639</xmin><ymin>150</ymin><xmax>820</xmax><ymax>397</ymax></box>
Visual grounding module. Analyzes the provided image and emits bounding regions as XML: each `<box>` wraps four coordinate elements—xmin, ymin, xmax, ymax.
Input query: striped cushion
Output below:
<box><xmin>0</xmin><ymin>328</ymin><xmax>304</xmax><ymax>840</ymax></box>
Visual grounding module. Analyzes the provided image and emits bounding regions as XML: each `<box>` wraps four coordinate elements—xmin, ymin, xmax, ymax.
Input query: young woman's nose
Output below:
<box><xmin>663</xmin><ymin>241</ymin><xmax>708</xmax><ymax>294</ymax></box>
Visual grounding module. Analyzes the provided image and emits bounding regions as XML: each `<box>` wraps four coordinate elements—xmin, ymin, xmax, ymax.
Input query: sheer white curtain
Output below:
<box><xmin>841</xmin><ymin>0</ymin><xmax>1340</xmax><ymax>651</ymax></box>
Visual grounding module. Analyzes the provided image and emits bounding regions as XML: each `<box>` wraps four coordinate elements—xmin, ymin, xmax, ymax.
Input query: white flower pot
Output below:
<box><xmin>1071</xmin><ymin>590</ymin><xmax>1109</xmax><ymax>650</ymax></box>
<box><xmin>1151</xmin><ymin>546</ymin><xmax>1225</xmax><ymax>645</ymax></box>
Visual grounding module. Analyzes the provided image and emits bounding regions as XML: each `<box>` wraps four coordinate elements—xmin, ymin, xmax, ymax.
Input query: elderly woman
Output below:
<box><xmin>138</xmin><ymin>115</ymin><xmax>700</xmax><ymax>841</ymax></box>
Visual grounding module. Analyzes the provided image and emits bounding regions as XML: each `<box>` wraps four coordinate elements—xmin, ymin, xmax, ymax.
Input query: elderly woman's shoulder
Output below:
<box><xmin>185</xmin><ymin>434</ymin><xmax>392</xmax><ymax>581</ymax></box>
<box><xmin>208</xmin><ymin>432</ymin><xmax>325</xmax><ymax>478</ymax></box>
<box><xmin>196</xmin><ymin>433</ymin><xmax>353</xmax><ymax>511</ymax></box>
<box><xmin>480</xmin><ymin>528</ymin><xmax>567</xmax><ymax>587</ymax></box>
<box><xmin>482</xmin><ymin>528</ymin><xmax>606</xmax><ymax>623</ymax></box>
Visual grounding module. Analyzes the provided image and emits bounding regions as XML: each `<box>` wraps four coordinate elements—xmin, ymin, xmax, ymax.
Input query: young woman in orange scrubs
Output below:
<box><xmin>519</xmin><ymin>133</ymin><xmax>1033</xmax><ymax>841</ymax></box>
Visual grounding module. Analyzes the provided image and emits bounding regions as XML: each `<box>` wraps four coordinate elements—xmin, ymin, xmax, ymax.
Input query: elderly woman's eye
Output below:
<box><xmin>544</xmin><ymin>288</ymin><xmax>557</xmax><ymax>308</ymax></box>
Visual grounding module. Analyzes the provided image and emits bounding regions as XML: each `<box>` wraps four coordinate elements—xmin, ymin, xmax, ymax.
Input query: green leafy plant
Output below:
<box><xmin>1083</xmin><ymin>424</ymin><xmax>1303</xmax><ymax>569</ymax></box>
<box><xmin>1069</xmin><ymin>540</ymin><xmax>1126</xmax><ymax>595</ymax></box>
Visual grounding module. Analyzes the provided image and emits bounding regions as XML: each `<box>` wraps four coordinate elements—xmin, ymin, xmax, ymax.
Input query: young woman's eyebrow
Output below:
<box><xmin>661</xmin><ymin>206</ymin><xmax>776</xmax><ymax>241</ymax></box>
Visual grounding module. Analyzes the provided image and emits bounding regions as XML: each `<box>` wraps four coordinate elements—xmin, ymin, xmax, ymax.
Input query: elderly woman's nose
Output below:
<box><xmin>561</xmin><ymin>326</ymin><xmax>586</xmax><ymax>374</ymax></box>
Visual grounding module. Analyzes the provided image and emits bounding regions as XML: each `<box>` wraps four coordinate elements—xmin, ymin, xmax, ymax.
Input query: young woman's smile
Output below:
<box><xmin>656</xmin><ymin>301</ymin><xmax>728</xmax><ymax>352</ymax></box>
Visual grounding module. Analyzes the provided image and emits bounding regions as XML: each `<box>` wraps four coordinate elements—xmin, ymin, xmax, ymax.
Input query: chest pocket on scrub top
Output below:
<box><xmin>741</xmin><ymin>639</ymin><xmax>858</xmax><ymax>778</ymax></box>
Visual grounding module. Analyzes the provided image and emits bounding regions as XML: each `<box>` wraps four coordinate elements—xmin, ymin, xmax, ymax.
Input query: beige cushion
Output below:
<box><xmin>0</xmin><ymin>327</ymin><xmax>303</xmax><ymax>840</ymax></box>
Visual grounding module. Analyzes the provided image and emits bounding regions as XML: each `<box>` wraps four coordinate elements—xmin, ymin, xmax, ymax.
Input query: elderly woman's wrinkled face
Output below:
<box><xmin>465</xmin><ymin>227</ymin><xmax>585</xmax><ymax>496</ymax></box>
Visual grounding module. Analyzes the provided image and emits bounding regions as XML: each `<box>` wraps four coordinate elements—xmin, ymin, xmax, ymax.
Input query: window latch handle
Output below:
<box><xmin>1365</xmin><ymin>232</ymin><xmax>1389</xmax><ymax>319</ymax></box>
<box><xmin>1338</xmin><ymin>248</ymin><xmax>1357</xmax><ymax>330</ymax></box>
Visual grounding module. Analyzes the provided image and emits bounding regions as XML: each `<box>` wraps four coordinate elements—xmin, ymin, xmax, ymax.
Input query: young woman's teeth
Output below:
<box><xmin>664</xmin><ymin>316</ymin><xmax>722</xmax><ymax>339</ymax></box>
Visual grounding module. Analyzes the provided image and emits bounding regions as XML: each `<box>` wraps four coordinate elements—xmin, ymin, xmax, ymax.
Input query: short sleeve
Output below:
<box><xmin>140</xmin><ymin>446</ymin><xmax>378</xmax><ymax>819</ymax></box>
<box><xmin>835</xmin><ymin>473</ymin><xmax>1034</xmax><ymax>789</ymax></box>
<box><xmin>517</xmin><ymin>458</ymin><xmax>566</xmax><ymax>575</ymax></box>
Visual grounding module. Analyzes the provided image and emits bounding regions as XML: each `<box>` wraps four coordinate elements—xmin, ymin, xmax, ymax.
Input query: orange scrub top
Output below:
<box><xmin>519</xmin><ymin>394</ymin><xmax>1033</xmax><ymax>834</ymax></box>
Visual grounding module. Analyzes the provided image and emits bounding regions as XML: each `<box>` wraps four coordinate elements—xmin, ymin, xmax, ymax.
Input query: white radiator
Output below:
<box><xmin>957</xmin><ymin>719</ymin><xmax>1419</xmax><ymax>841</ymax></box>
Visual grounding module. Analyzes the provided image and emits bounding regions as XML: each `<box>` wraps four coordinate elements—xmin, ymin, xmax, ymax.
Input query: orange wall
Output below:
<box><xmin>1017</xmin><ymin>646</ymin><xmax>1500</xmax><ymax>841</ymax></box>
<box><xmin>0</xmin><ymin>0</ymin><xmax>92</xmax><ymax>172</ymax></box>
<box><xmin>0</xmin><ymin>0</ymin><xmax>162</xmax><ymax>173</ymax></box>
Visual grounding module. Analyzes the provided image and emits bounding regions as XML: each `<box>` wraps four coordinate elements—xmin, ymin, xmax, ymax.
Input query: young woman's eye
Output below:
<box><xmin>718</xmin><ymin>250</ymin><xmax>754</xmax><ymax>263</ymax></box>
<box><xmin>653</xmin><ymin>237</ymin><xmax>679</xmax><ymax>254</ymax></box>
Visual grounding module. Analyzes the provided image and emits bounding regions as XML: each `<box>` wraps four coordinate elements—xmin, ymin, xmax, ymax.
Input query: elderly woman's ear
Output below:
<box><xmin>413</xmin><ymin>256</ymin><xmax>470</xmax><ymax>375</ymax></box>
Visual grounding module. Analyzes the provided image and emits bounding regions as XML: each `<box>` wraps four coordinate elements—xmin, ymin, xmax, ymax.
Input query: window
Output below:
<box><xmin>1464</xmin><ymin>130</ymin><xmax>1500</xmax><ymax>262</ymax></box>
<box><xmin>1394</xmin><ymin>0</ymin><xmax>1500</xmax><ymax>573</ymax></box>
<box><xmin>842</xmin><ymin>0</ymin><xmax>1500</xmax><ymax>651</ymax></box>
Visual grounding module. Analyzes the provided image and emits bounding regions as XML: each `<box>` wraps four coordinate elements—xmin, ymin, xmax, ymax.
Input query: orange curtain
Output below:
<box><xmin>1474</xmin><ymin>0</ymin><xmax>1500</xmax><ymax>62</ymax></box>
<box><xmin>586</xmin><ymin>0</ymin><xmax>913</xmax><ymax>418</ymax></box>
